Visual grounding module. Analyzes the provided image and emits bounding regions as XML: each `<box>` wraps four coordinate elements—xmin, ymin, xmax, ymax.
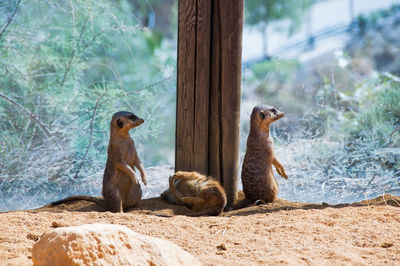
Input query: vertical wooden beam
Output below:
<box><xmin>193</xmin><ymin>0</ymin><xmax>211</xmax><ymax>173</ymax></box>
<box><xmin>209</xmin><ymin>0</ymin><xmax>243</xmax><ymax>207</ymax></box>
<box><xmin>176</xmin><ymin>0</ymin><xmax>211</xmax><ymax>174</ymax></box>
<box><xmin>176</xmin><ymin>0</ymin><xmax>197</xmax><ymax>172</ymax></box>
<box><xmin>176</xmin><ymin>0</ymin><xmax>243</xmax><ymax>208</ymax></box>
<box><xmin>208</xmin><ymin>0</ymin><xmax>221</xmax><ymax>184</ymax></box>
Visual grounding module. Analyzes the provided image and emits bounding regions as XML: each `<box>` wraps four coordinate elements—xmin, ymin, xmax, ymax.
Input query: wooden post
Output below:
<box><xmin>176</xmin><ymin>0</ymin><xmax>243</xmax><ymax>207</ymax></box>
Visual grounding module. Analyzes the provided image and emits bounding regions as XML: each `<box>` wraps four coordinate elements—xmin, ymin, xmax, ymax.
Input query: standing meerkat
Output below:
<box><xmin>52</xmin><ymin>111</ymin><xmax>147</xmax><ymax>213</ymax></box>
<box><xmin>160</xmin><ymin>171</ymin><xmax>227</xmax><ymax>216</ymax></box>
<box><xmin>241</xmin><ymin>104</ymin><xmax>288</xmax><ymax>203</ymax></box>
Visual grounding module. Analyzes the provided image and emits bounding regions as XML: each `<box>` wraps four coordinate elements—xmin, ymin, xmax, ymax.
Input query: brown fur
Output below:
<box><xmin>160</xmin><ymin>171</ymin><xmax>227</xmax><ymax>216</ymax></box>
<box><xmin>52</xmin><ymin>111</ymin><xmax>147</xmax><ymax>213</ymax></box>
<box><xmin>241</xmin><ymin>104</ymin><xmax>288</xmax><ymax>203</ymax></box>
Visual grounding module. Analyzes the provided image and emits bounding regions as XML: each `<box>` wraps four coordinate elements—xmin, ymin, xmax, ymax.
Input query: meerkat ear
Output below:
<box><xmin>260</xmin><ymin>112</ymin><xmax>265</xmax><ymax>120</ymax></box>
<box><xmin>117</xmin><ymin>119</ymin><xmax>123</xmax><ymax>128</ymax></box>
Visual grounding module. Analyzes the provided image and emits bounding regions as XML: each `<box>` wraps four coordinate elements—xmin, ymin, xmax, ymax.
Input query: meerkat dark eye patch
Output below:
<box><xmin>271</xmin><ymin>108</ymin><xmax>276</xmax><ymax>114</ymax></box>
<box><xmin>117</xmin><ymin>119</ymin><xmax>123</xmax><ymax>128</ymax></box>
<box><xmin>128</xmin><ymin>115</ymin><xmax>136</xmax><ymax>120</ymax></box>
<box><xmin>260</xmin><ymin>112</ymin><xmax>265</xmax><ymax>119</ymax></box>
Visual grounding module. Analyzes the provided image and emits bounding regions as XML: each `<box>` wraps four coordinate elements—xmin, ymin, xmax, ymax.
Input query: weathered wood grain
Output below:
<box><xmin>176</xmin><ymin>0</ymin><xmax>243</xmax><ymax>207</ymax></box>
<box><xmin>208</xmin><ymin>0</ymin><xmax>222</xmax><ymax>182</ymax></box>
<box><xmin>176</xmin><ymin>0</ymin><xmax>197</xmax><ymax>171</ymax></box>
<box><xmin>193</xmin><ymin>0</ymin><xmax>211</xmax><ymax>174</ymax></box>
<box><xmin>209</xmin><ymin>0</ymin><xmax>244</xmax><ymax>207</ymax></box>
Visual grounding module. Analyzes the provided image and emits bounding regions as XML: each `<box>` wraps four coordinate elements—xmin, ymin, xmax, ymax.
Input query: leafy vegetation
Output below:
<box><xmin>0</xmin><ymin>0</ymin><xmax>177</xmax><ymax>211</ymax></box>
<box><xmin>352</xmin><ymin>73</ymin><xmax>400</xmax><ymax>146</ymax></box>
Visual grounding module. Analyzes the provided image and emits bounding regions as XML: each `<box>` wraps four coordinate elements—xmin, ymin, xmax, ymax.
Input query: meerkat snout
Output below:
<box><xmin>128</xmin><ymin>114</ymin><xmax>144</xmax><ymax>124</ymax></box>
<box><xmin>133</xmin><ymin>117</ymin><xmax>144</xmax><ymax>125</ymax></box>
<box><xmin>273</xmin><ymin>108</ymin><xmax>284</xmax><ymax>120</ymax></box>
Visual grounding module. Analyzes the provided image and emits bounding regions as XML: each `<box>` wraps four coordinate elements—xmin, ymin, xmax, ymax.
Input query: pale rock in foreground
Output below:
<box><xmin>32</xmin><ymin>223</ymin><xmax>201</xmax><ymax>266</ymax></box>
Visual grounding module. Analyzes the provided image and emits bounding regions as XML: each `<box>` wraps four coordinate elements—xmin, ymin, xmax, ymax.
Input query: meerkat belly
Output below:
<box><xmin>116</xmin><ymin>172</ymin><xmax>135</xmax><ymax>203</ymax></box>
<box><xmin>126</xmin><ymin>148</ymin><xmax>137</xmax><ymax>166</ymax></box>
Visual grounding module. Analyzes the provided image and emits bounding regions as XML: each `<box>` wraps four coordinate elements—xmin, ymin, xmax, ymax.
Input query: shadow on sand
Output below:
<box><xmin>30</xmin><ymin>191</ymin><xmax>400</xmax><ymax>217</ymax></box>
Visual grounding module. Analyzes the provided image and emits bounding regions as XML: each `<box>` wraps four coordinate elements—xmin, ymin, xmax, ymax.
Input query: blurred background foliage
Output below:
<box><xmin>0</xmin><ymin>0</ymin><xmax>399</xmax><ymax>211</ymax></box>
<box><xmin>245</xmin><ymin>0</ymin><xmax>312</xmax><ymax>57</ymax></box>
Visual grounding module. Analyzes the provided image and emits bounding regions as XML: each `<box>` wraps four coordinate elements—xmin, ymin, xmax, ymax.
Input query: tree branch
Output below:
<box><xmin>60</xmin><ymin>16</ymin><xmax>89</xmax><ymax>86</ymax></box>
<box><xmin>0</xmin><ymin>0</ymin><xmax>21</xmax><ymax>40</ymax></box>
<box><xmin>389</xmin><ymin>126</ymin><xmax>400</xmax><ymax>145</ymax></box>
<box><xmin>100</xmin><ymin>75</ymin><xmax>174</xmax><ymax>105</ymax></box>
<box><xmin>73</xmin><ymin>97</ymin><xmax>100</xmax><ymax>179</ymax></box>
<box><xmin>0</xmin><ymin>92</ymin><xmax>64</xmax><ymax>151</ymax></box>
<box><xmin>0</xmin><ymin>92</ymin><xmax>51</xmax><ymax>138</ymax></box>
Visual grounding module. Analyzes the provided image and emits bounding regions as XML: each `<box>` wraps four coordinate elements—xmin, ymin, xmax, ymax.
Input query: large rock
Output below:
<box><xmin>32</xmin><ymin>223</ymin><xmax>201</xmax><ymax>266</ymax></box>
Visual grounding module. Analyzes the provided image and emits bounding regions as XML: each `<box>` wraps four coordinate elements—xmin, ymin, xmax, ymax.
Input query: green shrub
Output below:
<box><xmin>0</xmin><ymin>0</ymin><xmax>177</xmax><ymax>211</ymax></box>
<box><xmin>352</xmin><ymin>73</ymin><xmax>400</xmax><ymax>146</ymax></box>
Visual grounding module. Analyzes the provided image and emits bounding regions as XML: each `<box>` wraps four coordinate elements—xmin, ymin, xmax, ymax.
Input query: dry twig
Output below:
<box><xmin>73</xmin><ymin>97</ymin><xmax>101</xmax><ymax>179</ymax></box>
<box><xmin>100</xmin><ymin>75</ymin><xmax>174</xmax><ymax>105</ymax></box>
<box><xmin>0</xmin><ymin>92</ymin><xmax>51</xmax><ymax>138</ymax></box>
<box><xmin>0</xmin><ymin>0</ymin><xmax>21</xmax><ymax>40</ymax></box>
<box><xmin>60</xmin><ymin>16</ymin><xmax>89</xmax><ymax>86</ymax></box>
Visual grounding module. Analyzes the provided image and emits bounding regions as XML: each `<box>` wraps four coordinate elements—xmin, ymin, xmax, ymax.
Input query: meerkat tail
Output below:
<box><xmin>51</xmin><ymin>195</ymin><xmax>106</xmax><ymax>209</ymax></box>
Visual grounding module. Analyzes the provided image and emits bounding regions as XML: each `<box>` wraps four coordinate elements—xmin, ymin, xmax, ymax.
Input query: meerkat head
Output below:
<box><xmin>250</xmin><ymin>104</ymin><xmax>284</xmax><ymax>131</ymax></box>
<box><xmin>111</xmin><ymin>111</ymin><xmax>144</xmax><ymax>132</ymax></box>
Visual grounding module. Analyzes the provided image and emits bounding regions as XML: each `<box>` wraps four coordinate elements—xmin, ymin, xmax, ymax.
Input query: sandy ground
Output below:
<box><xmin>1</xmin><ymin>192</ymin><xmax>399</xmax><ymax>265</ymax></box>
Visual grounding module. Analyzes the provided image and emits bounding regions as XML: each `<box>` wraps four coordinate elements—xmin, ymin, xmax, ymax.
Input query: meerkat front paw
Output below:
<box><xmin>281</xmin><ymin>168</ymin><xmax>288</xmax><ymax>179</ymax></box>
<box><xmin>142</xmin><ymin>175</ymin><xmax>148</xmax><ymax>185</ymax></box>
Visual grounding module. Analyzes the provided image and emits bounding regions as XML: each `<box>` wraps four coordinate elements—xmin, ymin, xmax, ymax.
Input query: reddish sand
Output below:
<box><xmin>1</xmin><ymin>193</ymin><xmax>399</xmax><ymax>265</ymax></box>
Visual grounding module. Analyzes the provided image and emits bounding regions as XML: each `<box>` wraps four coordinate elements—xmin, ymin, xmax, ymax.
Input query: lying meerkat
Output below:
<box><xmin>241</xmin><ymin>104</ymin><xmax>288</xmax><ymax>204</ymax></box>
<box><xmin>160</xmin><ymin>171</ymin><xmax>227</xmax><ymax>216</ymax></box>
<box><xmin>52</xmin><ymin>111</ymin><xmax>147</xmax><ymax>213</ymax></box>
